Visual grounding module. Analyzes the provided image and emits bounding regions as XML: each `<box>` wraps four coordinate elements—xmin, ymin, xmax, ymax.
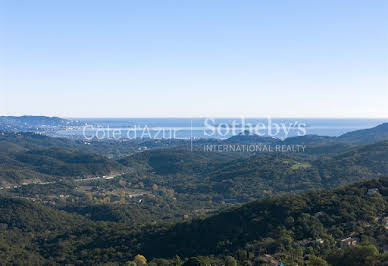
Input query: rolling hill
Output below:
<box><xmin>225</xmin><ymin>122</ymin><xmax>388</xmax><ymax>148</ymax></box>
<box><xmin>0</xmin><ymin>132</ymin><xmax>126</xmax><ymax>185</ymax></box>
<box><xmin>118</xmin><ymin>148</ymin><xmax>241</xmax><ymax>175</ymax></box>
<box><xmin>338</xmin><ymin>123</ymin><xmax>388</xmax><ymax>144</ymax></box>
<box><xmin>117</xmin><ymin>141</ymin><xmax>388</xmax><ymax>201</ymax></box>
<box><xmin>0</xmin><ymin>179</ymin><xmax>386</xmax><ymax>265</ymax></box>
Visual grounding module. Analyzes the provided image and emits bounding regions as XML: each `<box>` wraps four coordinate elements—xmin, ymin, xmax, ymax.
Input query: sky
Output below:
<box><xmin>0</xmin><ymin>0</ymin><xmax>387</xmax><ymax>118</ymax></box>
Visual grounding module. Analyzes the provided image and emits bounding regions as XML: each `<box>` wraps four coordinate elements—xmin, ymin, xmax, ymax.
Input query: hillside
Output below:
<box><xmin>225</xmin><ymin>131</ymin><xmax>277</xmax><ymax>144</ymax></box>
<box><xmin>215</xmin><ymin>140</ymin><xmax>388</xmax><ymax>193</ymax></box>
<box><xmin>0</xmin><ymin>197</ymin><xmax>86</xmax><ymax>232</ymax></box>
<box><xmin>338</xmin><ymin>123</ymin><xmax>388</xmax><ymax>144</ymax></box>
<box><xmin>223</xmin><ymin>122</ymin><xmax>388</xmax><ymax>152</ymax></box>
<box><xmin>0</xmin><ymin>131</ymin><xmax>80</xmax><ymax>152</ymax></box>
<box><xmin>0</xmin><ymin>179</ymin><xmax>387</xmax><ymax>265</ymax></box>
<box><xmin>0</xmin><ymin>118</ymin><xmax>387</xmax><ymax>264</ymax></box>
<box><xmin>118</xmin><ymin>141</ymin><xmax>388</xmax><ymax>201</ymax></box>
<box><xmin>119</xmin><ymin>148</ymin><xmax>241</xmax><ymax>175</ymax></box>
<box><xmin>0</xmin><ymin>145</ymin><xmax>125</xmax><ymax>185</ymax></box>
<box><xmin>0</xmin><ymin>196</ymin><xmax>93</xmax><ymax>264</ymax></box>
<box><xmin>313</xmin><ymin>140</ymin><xmax>388</xmax><ymax>187</ymax></box>
<box><xmin>136</xmin><ymin>178</ymin><xmax>388</xmax><ymax>260</ymax></box>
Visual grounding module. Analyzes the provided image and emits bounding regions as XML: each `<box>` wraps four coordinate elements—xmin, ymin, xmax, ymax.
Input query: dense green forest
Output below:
<box><xmin>0</xmin><ymin>146</ymin><xmax>125</xmax><ymax>184</ymax></box>
<box><xmin>118</xmin><ymin>140</ymin><xmax>388</xmax><ymax>201</ymax></box>
<box><xmin>0</xmin><ymin>122</ymin><xmax>388</xmax><ymax>265</ymax></box>
<box><xmin>0</xmin><ymin>179</ymin><xmax>387</xmax><ymax>265</ymax></box>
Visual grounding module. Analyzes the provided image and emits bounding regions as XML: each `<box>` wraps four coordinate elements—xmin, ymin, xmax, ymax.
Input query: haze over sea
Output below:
<box><xmin>59</xmin><ymin>118</ymin><xmax>388</xmax><ymax>140</ymax></box>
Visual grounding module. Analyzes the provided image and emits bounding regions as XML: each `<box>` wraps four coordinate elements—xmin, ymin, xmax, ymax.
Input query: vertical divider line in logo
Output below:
<box><xmin>190</xmin><ymin>119</ymin><xmax>193</xmax><ymax>151</ymax></box>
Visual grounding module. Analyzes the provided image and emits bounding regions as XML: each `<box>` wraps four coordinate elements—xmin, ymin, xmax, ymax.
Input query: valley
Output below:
<box><xmin>0</xmin><ymin>118</ymin><xmax>387</xmax><ymax>265</ymax></box>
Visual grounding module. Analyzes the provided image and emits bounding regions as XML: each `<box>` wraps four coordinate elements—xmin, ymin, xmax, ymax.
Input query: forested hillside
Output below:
<box><xmin>0</xmin><ymin>134</ymin><xmax>125</xmax><ymax>185</ymax></box>
<box><xmin>118</xmin><ymin>141</ymin><xmax>388</xmax><ymax>201</ymax></box>
<box><xmin>338</xmin><ymin>123</ymin><xmax>388</xmax><ymax>144</ymax></box>
<box><xmin>223</xmin><ymin>123</ymin><xmax>388</xmax><ymax>155</ymax></box>
<box><xmin>118</xmin><ymin>148</ymin><xmax>241</xmax><ymax>175</ymax></box>
<box><xmin>0</xmin><ymin>179</ymin><xmax>387</xmax><ymax>265</ymax></box>
<box><xmin>0</xmin><ymin>121</ymin><xmax>387</xmax><ymax>265</ymax></box>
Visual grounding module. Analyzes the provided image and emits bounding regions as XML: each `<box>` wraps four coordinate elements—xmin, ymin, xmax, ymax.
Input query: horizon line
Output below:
<box><xmin>1</xmin><ymin>114</ymin><xmax>388</xmax><ymax>120</ymax></box>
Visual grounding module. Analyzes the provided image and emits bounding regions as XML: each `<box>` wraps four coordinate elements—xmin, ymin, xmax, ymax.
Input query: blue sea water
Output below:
<box><xmin>60</xmin><ymin>118</ymin><xmax>388</xmax><ymax>140</ymax></box>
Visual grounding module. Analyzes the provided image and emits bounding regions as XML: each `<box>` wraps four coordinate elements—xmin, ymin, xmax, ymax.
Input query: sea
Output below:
<box><xmin>58</xmin><ymin>118</ymin><xmax>388</xmax><ymax>140</ymax></box>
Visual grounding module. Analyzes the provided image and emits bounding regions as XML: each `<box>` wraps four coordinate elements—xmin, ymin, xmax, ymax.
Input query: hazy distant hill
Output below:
<box><xmin>224</xmin><ymin>122</ymin><xmax>388</xmax><ymax>150</ymax></box>
<box><xmin>338</xmin><ymin>122</ymin><xmax>388</xmax><ymax>144</ymax></box>
<box><xmin>225</xmin><ymin>131</ymin><xmax>277</xmax><ymax>144</ymax></box>
<box><xmin>0</xmin><ymin>131</ymin><xmax>78</xmax><ymax>152</ymax></box>
<box><xmin>282</xmin><ymin>135</ymin><xmax>336</xmax><ymax>145</ymax></box>
<box><xmin>0</xmin><ymin>130</ymin><xmax>147</xmax><ymax>159</ymax></box>
<box><xmin>0</xmin><ymin>115</ymin><xmax>84</xmax><ymax>132</ymax></box>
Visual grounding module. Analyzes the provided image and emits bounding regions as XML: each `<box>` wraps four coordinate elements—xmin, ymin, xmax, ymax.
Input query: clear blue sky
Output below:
<box><xmin>0</xmin><ymin>0</ymin><xmax>387</xmax><ymax>118</ymax></box>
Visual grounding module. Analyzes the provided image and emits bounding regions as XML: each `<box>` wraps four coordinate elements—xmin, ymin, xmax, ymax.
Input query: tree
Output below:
<box><xmin>328</xmin><ymin>245</ymin><xmax>379</xmax><ymax>266</ymax></box>
<box><xmin>225</xmin><ymin>256</ymin><xmax>237</xmax><ymax>266</ymax></box>
<box><xmin>304</xmin><ymin>255</ymin><xmax>328</xmax><ymax>266</ymax></box>
<box><xmin>134</xmin><ymin>254</ymin><xmax>147</xmax><ymax>265</ymax></box>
